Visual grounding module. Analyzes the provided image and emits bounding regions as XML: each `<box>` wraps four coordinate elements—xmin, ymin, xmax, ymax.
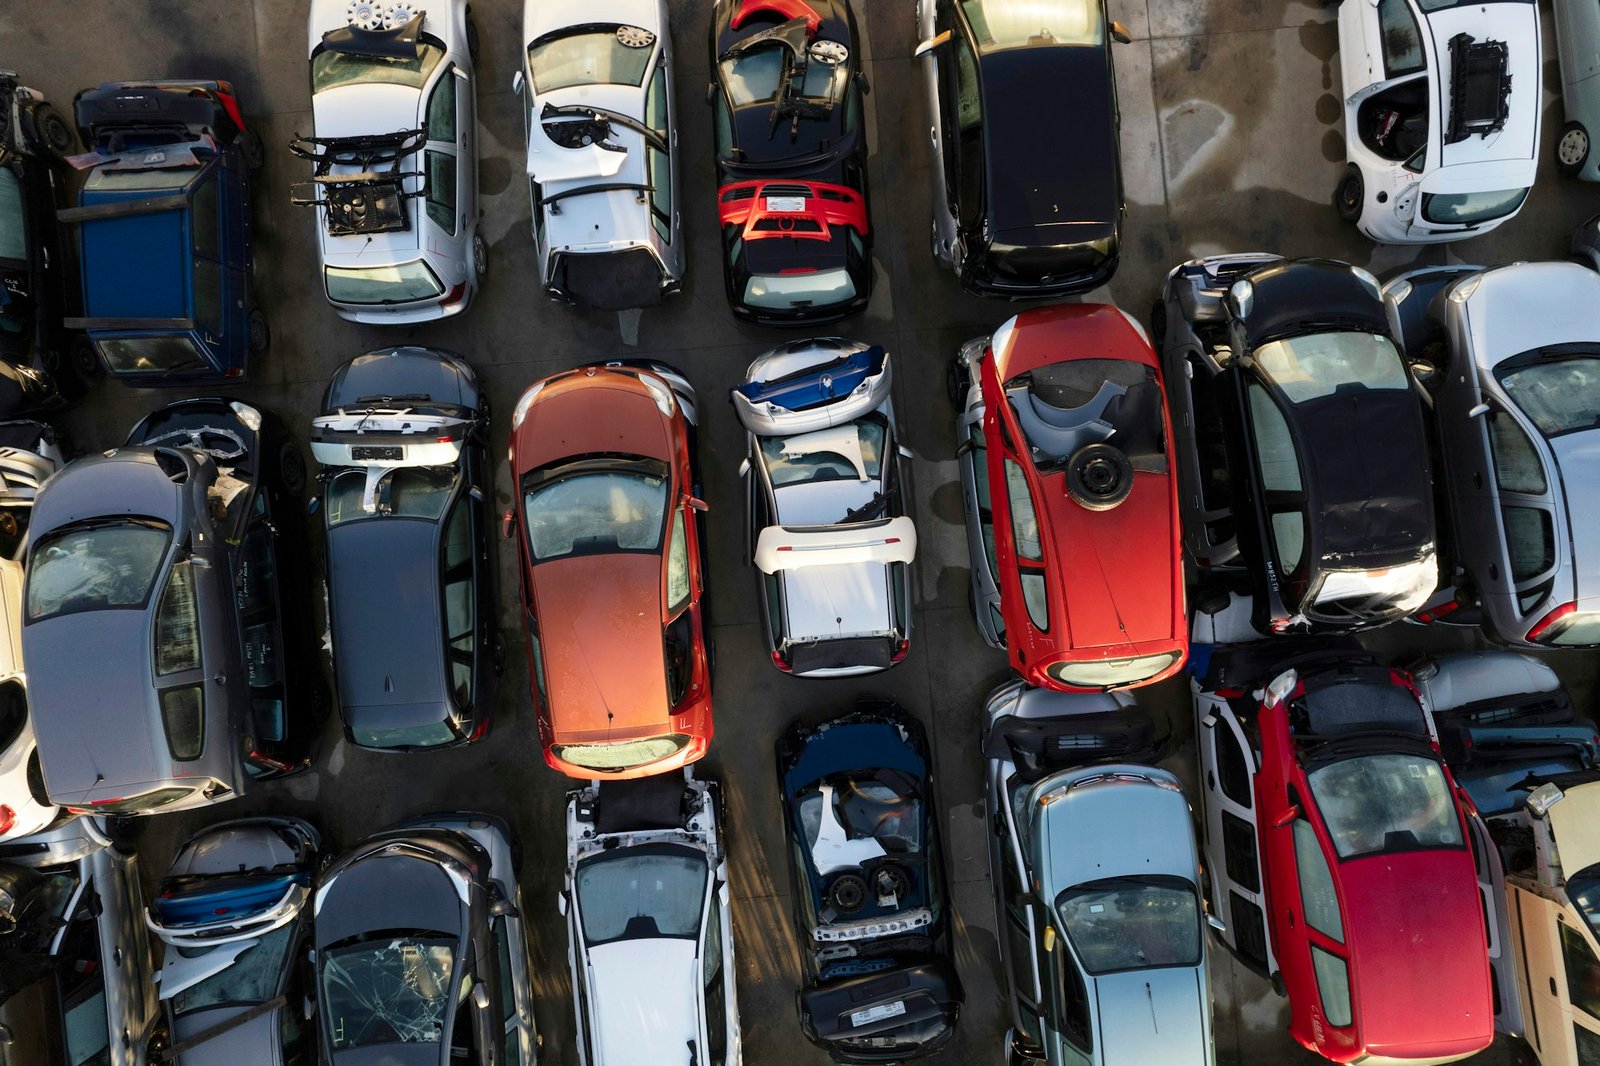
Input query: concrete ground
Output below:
<box><xmin>3</xmin><ymin>0</ymin><xmax>1594</xmax><ymax>1062</ymax></box>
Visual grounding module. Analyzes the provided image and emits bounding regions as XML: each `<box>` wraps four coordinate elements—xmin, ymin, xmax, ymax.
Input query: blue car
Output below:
<box><xmin>59</xmin><ymin>81</ymin><xmax>265</xmax><ymax>386</ymax></box>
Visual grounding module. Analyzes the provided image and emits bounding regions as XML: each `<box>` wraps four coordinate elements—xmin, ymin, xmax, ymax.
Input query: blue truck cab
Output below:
<box><xmin>59</xmin><ymin>81</ymin><xmax>264</xmax><ymax>386</ymax></box>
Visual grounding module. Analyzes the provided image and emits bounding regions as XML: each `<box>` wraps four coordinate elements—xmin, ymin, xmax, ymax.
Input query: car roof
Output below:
<box><xmin>585</xmin><ymin>939</ymin><xmax>700</xmax><ymax>1065</ymax></box>
<box><xmin>79</xmin><ymin>184</ymin><xmax>197</xmax><ymax>321</ymax></box>
<box><xmin>974</xmin><ymin>44</ymin><xmax>1119</xmax><ymax>244</ymax></box>
<box><xmin>1092</xmin><ymin>966</ymin><xmax>1208</xmax><ymax>1065</ymax></box>
<box><xmin>513</xmin><ymin>370</ymin><xmax>674</xmax><ymax>473</ymax></box>
<box><xmin>316</xmin><ymin>849</ymin><xmax>467</xmax><ymax>949</ymax></box>
<box><xmin>533</xmin><ymin>552</ymin><xmax>671</xmax><ymax>739</ymax></box>
<box><xmin>327</xmin><ymin>515</ymin><xmax>450</xmax><ymax>719</ymax></box>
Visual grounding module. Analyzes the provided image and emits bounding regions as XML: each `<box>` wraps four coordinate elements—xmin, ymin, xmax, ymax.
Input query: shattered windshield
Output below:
<box><xmin>26</xmin><ymin>521</ymin><xmax>171</xmax><ymax>621</ymax></box>
<box><xmin>760</xmin><ymin>416</ymin><xmax>885</xmax><ymax>488</ymax></box>
<box><xmin>575</xmin><ymin>847</ymin><xmax>707</xmax><ymax>945</ymax></box>
<box><xmin>1056</xmin><ymin>875</ymin><xmax>1201</xmax><ymax>975</ymax></box>
<box><xmin>1308</xmin><ymin>753</ymin><xmax>1462</xmax><ymax>860</ymax></box>
<box><xmin>798</xmin><ymin>772</ymin><xmax>924</xmax><ymax>859</ymax></box>
<box><xmin>1499</xmin><ymin>354</ymin><xmax>1600</xmax><ymax>437</ymax></box>
<box><xmin>172</xmin><ymin>925</ymin><xmax>297</xmax><ymax>1016</ymax></box>
<box><xmin>321</xmin><ymin>934</ymin><xmax>455</xmax><ymax>1048</ymax></box>
<box><xmin>522</xmin><ymin>468</ymin><xmax>668</xmax><ymax>562</ymax></box>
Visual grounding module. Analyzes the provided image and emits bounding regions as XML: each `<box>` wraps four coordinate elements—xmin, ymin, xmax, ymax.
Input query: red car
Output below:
<box><xmin>955</xmin><ymin>303</ymin><xmax>1186</xmax><ymax>691</ymax></box>
<box><xmin>506</xmin><ymin>362</ymin><xmax>712</xmax><ymax>779</ymax></box>
<box><xmin>1195</xmin><ymin>647</ymin><xmax>1493</xmax><ymax>1064</ymax></box>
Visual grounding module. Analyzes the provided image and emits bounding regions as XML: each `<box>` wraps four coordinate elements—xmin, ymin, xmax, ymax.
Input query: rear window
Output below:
<box><xmin>325</xmin><ymin>261</ymin><xmax>445</xmax><ymax>305</ymax></box>
<box><xmin>97</xmin><ymin>335</ymin><xmax>206</xmax><ymax>374</ymax></box>
<box><xmin>27</xmin><ymin>522</ymin><xmax>171</xmax><ymax>621</ymax></box>
<box><xmin>744</xmin><ymin>268</ymin><xmax>856</xmax><ymax>312</ymax></box>
<box><xmin>312</xmin><ymin>40</ymin><xmax>445</xmax><ymax>93</ymax></box>
<box><xmin>1421</xmin><ymin>188</ymin><xmax>1529</xmax><ymax>225</ymax></box>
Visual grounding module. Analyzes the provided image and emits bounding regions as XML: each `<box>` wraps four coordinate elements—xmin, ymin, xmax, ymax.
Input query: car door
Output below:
<box><xmin>491</xmin><ymin>904</ymin><xmax>535</xmax><ymax>1065</ymax></box>
<box><xmin>236</xmin><ymin>491</ymin><xmax>293</xmax><ymax>773</ymax></box>
<box><xmin>188</xmin><ymin>169</ymin><xmax>227</xmax><ymax>374</ymax></box>
<box><xmin>1538</xmin><ymin>897</ymin><xmax>1600</xmax><ymax>1066</ymax></box>
<box><xmin>956</xmin><ymin>414</ymin><xmax>1004</xmax><ymax>639</ymax></box>
<box><xmin>995</xmin><ymin>789</ymin><xmax>1044</xmax><ymax>1047</ymax></box>
<box><xmin>1552</xmin><ymin>0</ymin><xmax>1600</xmax><ymax>98</ymax></box>
<box><xmin>1478</xmin><ymin>400</ymin><xmax>1562</xmax><ymax>638</ymax></box>
<box><xmin>644</xmin><ymin>52</ymin><xmax>681</xmax><ymax>280</ymax></box>
<box><xmin>1198</xmin><ymin>693</ymin><xmax>1275</xmax><ymax>975</ymax></box>
<box><xmin>1337</xmin><ymin>0</ymin><xmax>1383</xmax><ymax>96</ymax></box>
<box><xmin>441</xmin><ymin>493</ymin><xmax>477</xmax><ymax>727</ymax></box>
<box><xmin>747</xmin><ymin>459</ymin><xmax>784</xmax><ymax>652</ymax></box>
<box><xmin>424</xmin><ymin>66</ymin><xmax>467</xmax><ymax>264</ymax></box>
<box><xmin>699</xmin><ymin>881</ymin><xmax>732</xmax><ymax>1065</ymax></box>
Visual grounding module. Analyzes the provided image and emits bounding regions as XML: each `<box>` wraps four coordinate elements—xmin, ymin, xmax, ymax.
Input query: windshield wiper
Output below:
<box><xmin>840</xmin><ymin>492</ymin><xmax>887</xmax><ymax>524</ymax></box>
<box><xmin>157</xmin><ymin>357</ymin><xmax>207</xmax><ymax>379</ymax></box>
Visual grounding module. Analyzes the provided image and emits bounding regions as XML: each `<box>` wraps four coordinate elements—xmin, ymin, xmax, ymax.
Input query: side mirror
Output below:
<box><xmin>1468</xmin><ymin>402</ymin><xmax>1490</xmax><ymax>418</ymax></box>
<box><xmin>858</xmin><ymin>73</ymin><xmax>871</xmax><ymax>95</ymax></box>
<box><xmin>1206</xmin><ymin>913</ymin><xmax>1226</xmax><ymax>932</ymax></box>
<box><xmin>303</xmin><ymin>995</ymin><xmax>315</xmax><ymax>1021</ymax></box>
<box><xmin>1200</xmin><ymin>712</ymin><xmax>1217</xmax><ymax>729</ymax></box>
<box><xmin>1271</xmin><ymin>804</ymin><xmax>1301</xmax><ymax>829</ymax></box>
<box><xmin>1042</xmin><ymin>924</ymin><xmax>1058</xmax><ymax>953</ymax></box>
<box><xmin>686</xmin><ymin>496</ymin><xmax>710</xmax><ymax>513</ymax></box>
<box><xmin>472</xmin><ymin>983</ymin><xmax>491</xmax><ymax>1010</ymax></box>
<box><xmin>511</xmin><ymin>70</ymin><xmax>525</xmax><ymax>96</ymax></box>
<box><xmin>469</xmin><ymin>485</ymin><xmax>485</xmax><ymax>503</ymax></box>
<box><xmin>705</xmin><ymin>82</ymin><xmax>716</xmax><ymax>106</ymax></box>
<box><xmin>1110</xmin><ymin>21</ymin><xmax>1134</xmax><ymax>44</ymax></box>
<box><xmin>305</xmin><ymin>496</ymin><xmax>321</xmax><ymax>517</ymax></box>
<box><xmin>453</xmin><ymin>67</ymin><xmax>469</xmax><ymax>81</ymax></box>
<box><xmin>718</xmin><ymin>881</ymin><xmax>730</xmax><ymax>906</ymax></box>
<box><xmin>897</xmin><ymin>444</ymin><xmax>914</xmax><ymax>460</ymax></box>
<box><xmin>913</xmin><ymin>30</ymin><xmax>951</xmax><ymax>58</ymax></box>
<box><xmin>737</xmin><ymin>457</ymin><xmax>751</xmax><ymax>478</ymax></box>
<box><xmin>489</xmin><ymin>893</ymin><xmax>520</xmax><ymax>919</ymax></box>
<box><xmin>556</xmin><ymin>891</ymin><xmax>568</xmax><ymax>916</ymax></box>
<box><xmin>501</xmin><ymin>510</ymin><xmax>515</xmax><ymax>539</ymax></box>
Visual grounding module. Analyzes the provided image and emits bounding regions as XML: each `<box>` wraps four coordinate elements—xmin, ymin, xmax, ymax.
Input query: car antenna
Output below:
<box><xmin>1146</xmin><ymin>981</ymin><xmax>1158</xmax><ymax>1032</ymax></box>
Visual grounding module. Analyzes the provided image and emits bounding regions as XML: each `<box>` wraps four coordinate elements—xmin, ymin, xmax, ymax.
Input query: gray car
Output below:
<box><xmin>949</xmin><ymin>334</ymin><xmax>1005</xmax><ymax>648</ymax></box>
<box><xmin>1384</xmin><ymin>256</ymin><xmax>1600</xmax><ymax>647</ymax></box>
<box><xmin>1553</xmin><ymin>0</ymin><xmax>1600</xmax><ymax>179</ymax></box>
<box><xmin>733</xmin><ymin>339</ymin><xmax>917</xmax><ymax>676</ymax></box>
<box><xmin>982</xmin><ymin>680</ymin><xmax>1209</xmax><ymax>1065</ymax></box>
<box><xmin>23</xmin><ymin>399</ymin><xmax>311</xmax><ymax>815</ymax></box>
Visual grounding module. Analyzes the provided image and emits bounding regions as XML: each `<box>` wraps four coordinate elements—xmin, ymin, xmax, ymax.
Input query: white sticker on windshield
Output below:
<box><xmin>765</xmin><ymin>196</ymin><xmax>807</xmax><ymax>214</ymax></box>
<box><xmin>850</xmin><ymin>1000</ymin><xmax>907</xmax><ymax>1028</ymax></box>
<box><xmin>1409</xmin><ymin>763</ymin><xmax>1424</xmax><ymax>778</ymax></box>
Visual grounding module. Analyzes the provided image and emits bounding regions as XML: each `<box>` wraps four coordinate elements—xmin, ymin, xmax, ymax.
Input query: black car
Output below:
<box><xmin>915</xmin><ymin>0</ymin><xmax>1133</xmax><ymax>297</ymax></box>
<box><xmin>1153</xmin><ymin>255</ymin><xmax>1440</xmax><ymax>634</ymax></box>
<box><xmin>710</xmin><ymin>0</ymin><xmax>873</xmax><ymax>325</ymax></box>
<box><xmin>310</xmin><ymin>347</ymin><xmax>499</xmax><ymax>752</ymax></box>
<box><xmin>0</xmin><ymin>72</ymin><xmax>93</xmax><ymax>412</ymax></box>
<box><xmin>776</xmin><ymin>700</ymin><xmax>962</xmax><ymax>1062</ymax></box>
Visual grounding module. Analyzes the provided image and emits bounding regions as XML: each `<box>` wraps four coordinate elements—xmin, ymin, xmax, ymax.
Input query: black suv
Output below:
<box><xmin>915</xmin><ymin>0</ymin><xmax>1133</xmax><ymax>297</ymax></box>
<box><xmin>1153</xmin><ymin>255</ymin><xmax>1439</xmax><ymax>634</ymax></box>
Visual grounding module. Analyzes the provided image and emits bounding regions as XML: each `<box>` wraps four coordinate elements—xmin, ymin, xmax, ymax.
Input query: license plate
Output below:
<box><xmin>849</xmin><ymin>1000</ymin><xmax>906</xmax><ymax>1028</ymax></box>
<box><xmin>351</xmin><ymin>445</ymin><xmax>403</xmax><ymax>461</ymax></box>
<box><xmin>765</xmin><ymin>195</ymin><xmax>807</xmax><ymax>213</ymax></box>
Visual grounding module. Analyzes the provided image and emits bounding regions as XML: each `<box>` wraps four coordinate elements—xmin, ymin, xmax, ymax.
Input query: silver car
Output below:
<box><xmin>733</xmin><ymin>338</ymin><xmax>916</xmax><ymax>676</ymax></box>
<box><xmin>1553</xmin><ymin>0</ymin><xmax>1600</xmax><ymax>179</ymax></box>
<box><xmin>983</xmin><ymin>680</ymin><xmax>1211</xmax><ymax>1066</ymax></box>
<box><xmin>1384</xmin><ymin>257</ymin><xmax>1600</xmax><ymax>647</ymax></box>
<box><xmin>561</xmin><ymin>772</ymin><xmax>739</xmax><ymax>1065</ymax></box>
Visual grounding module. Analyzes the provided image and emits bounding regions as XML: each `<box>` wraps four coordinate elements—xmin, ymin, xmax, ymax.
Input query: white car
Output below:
<box><xmin>1334</xmin><ymin>0</ymin><xmax>1540</xmax><ymax>243</ymax></box>
<box><xmin>516</xmin><ymin>1</ymin><xmax>684</xmax><ymax>310</ymax></box>
<box><xmin>0</xmin><ymin>551</ymin><xmax>55</xmax><ymax>843</ymax></box>
<box><xmin>732</xmin><ymin>339</ymin><xmax>916</xmax><ymax>677</ymax></box>
<box><xmin>562</xmin><ymin>772</ymin><xmax>740</xmax><ymax>1066</ymax></box>
<box><xmin>296</xmin><ymin>0</ymin><xmax>484</xmax><ymax>323</ymax></box>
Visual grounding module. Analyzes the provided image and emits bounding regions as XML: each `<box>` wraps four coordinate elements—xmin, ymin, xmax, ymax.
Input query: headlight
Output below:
<box><xmin>510</xmin><ymin>382</ymin><xmax>546</xmax><ymax>430</ymax></box>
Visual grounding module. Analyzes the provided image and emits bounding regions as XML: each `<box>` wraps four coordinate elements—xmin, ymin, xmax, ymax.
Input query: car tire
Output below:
<box><xmin>32</xmin><ymin>103</ymin><xmax>75</xmax><ymax>158</ymax></box>
<box><xmin>278</xmin><ymin>441</ymin><xmax>307</xmax><ymax>496</ymax></box>
<box><xmin>1065</xmin><ymin>443</ymin><xmax>1134</xmax><ymax>512</ymax></box>
<box><xmin>1558</xmin><ymin>121</ymin><xmax>1590</xmax><ymax>178</ymax></box>
<box><xmin>1334</xmin><ymin>165</ymin><xmax>1363</xmax><ymax>223</ymax></box>
<box><xmin>238</xmin><ymin>126</ymin><xmax>265</xmax><ymax>170</ymax></box>
<box><xmin>473</xmin><ymin>231</ymin><xmax>488</xmax><ymax>280</ymax></box>
<box><xmin>944</xmin><ymin>357</ymin><xmax>964</xmax><ymax>405</ymax></box>
<box><xmin>248</xmin><ymin>309</ymin><xmax>270</xmax><ymax>354</ymax></box>
<box><xmin>69</xmin><ymin>334</ymin><xmax>104</xmax><ymax>385</ymax></box>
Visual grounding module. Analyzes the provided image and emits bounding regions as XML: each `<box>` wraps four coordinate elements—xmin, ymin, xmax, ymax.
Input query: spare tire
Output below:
<box><xmin>1065</xmin><ymin>443</ymin><xmax>1134</xmax><ymax>511</ymax></box>
<box><xmin>827</xmin><ymin>873</ymin><xmax>868</xmax><ymax>915</ymax></box>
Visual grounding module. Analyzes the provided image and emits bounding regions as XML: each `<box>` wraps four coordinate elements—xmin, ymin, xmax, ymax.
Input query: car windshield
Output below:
<box><xmin>1422</xmin><ymin>188</ymin><xmax>1529</xmax><ymax>226</ymax></box>
<box><xmin>351</xmin><ymin>719</ymin><xmax>457</xmax><ymax>750</ymax></box>
<box><xmin>326</xmin><ymin>467</ymin><xmax>457</xmax><ymax>525</ymax></box>
<box><xmin>527</xmin><ymin>25</ymin><xmax>656</xmax><ymax>93</ymax></box>
<box><xmin>321</xmin><ymin>934</ymin><xmax>455</xmax><ymax>1048</ymax></box>
<box><xmin>97</xmin><ymin>335</ymin><xmax>207</xmax><ymax>374</ymax></box>
<box><xmin>0</xmin><ymin>166</ymin><xmax>25</xmax><ymax>263</ymax></box>
<box><xmin>759</xmin><ymin>416</ymin><xmax>885</xmax><ymax>488</ymax></box>
<box><xmin>1569</xmin><ymin>863</ymin><xmax>1600</xmax><ymax>941</ymax></box>
<box><xmin>719</xmin><ymin>45</ymin><xmax>847</xmax><ymax>107</ymax></box>
<box><xmin>1308</xmin><ymin>753</ymin><xmax>1462</xmax><ymax>860</ymax></box>
<box><xmin>1056</xmin><ymin>875</ymin><xmax>1201</xmax><ymax>975</ymax></box>
<box><xmin>1499</xmin><ymin>354</ymin><xmax>1600</xmax><ymax>437</ymax></box>
<box><xmin>325</xmin><ymin>262</ymin><xmax>445</xmax><ymax>306</ymax></box>
<box><xmin>798</xmin><ymin>772</ymin><xmax>924</xmax><ymax>856</ymax></box>
<box><xmin>1252</xmin><ymin>333</ymin><xmax>1410</xmax><ymax>404</ymax></box>
<box><xmin>961</xmin><ymin>0</ymin><xmax>1105</xmax><ymax>50</ymax></box>
<box><xmin>27</xmin><ymin>521</ymin><xmax>171</xmax><ymax>621</ymax></box>
<box><xmin>311</xmin><ymin>40</ymin><xmax>445</xmax><ymax>93</ymax></box>
<box><xmin>172</xmin><ymin>925</ymin><xmax>297</xmax><ymax>1016</ymax></box>
<box><xmin>575</xmin><ymin>847</ymin><xmax>707</xmax><ymax>945</ymax></box>
<box><xmin>522</xmin><ymin>467</ymin><xmax>667</xmax><ymax>562</ymax></box>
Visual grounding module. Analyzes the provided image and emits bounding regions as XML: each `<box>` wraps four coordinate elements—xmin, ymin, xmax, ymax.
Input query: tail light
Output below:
<box><xmin>0</xmin><ymin>805</ymin><xmax>15</xmax><ymax>836</ymax></box>
<box><xmin>1416</xmin><ymin>600</ymin><xmax>1462</xmax><ymax>624</ymax></box>
<box><xmin>1528</xmin><ymin>603</ymin><xmax>1577</xmax><ymax>644</ymax></box>
<box><xmin>440</xmin><ymin>282</ymin><xmax>468</xmax><ymax>310</ymax></box>
<box><xmin>771</xmin><ymin>649</ymin><xmax>792</xmax><ymax>673</ymax></box>
<box><xmin>890</xmin><ymin>639</ymin><xmax>910</xmax><ymax>664</ymax></box>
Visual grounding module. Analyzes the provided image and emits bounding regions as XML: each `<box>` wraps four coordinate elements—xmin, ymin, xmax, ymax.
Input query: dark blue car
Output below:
<box><xmin>60</xmin><ymin>81</ymin><xmax>265</xmax><ymax>386</ymax></box>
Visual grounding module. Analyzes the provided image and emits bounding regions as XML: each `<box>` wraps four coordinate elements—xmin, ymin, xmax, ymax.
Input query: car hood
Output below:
<box><xmin>31</xmin><ymin>449</ymin><xmax>191</xmax><ymax>531</ymax></box>
<box><xmin>981</xmin><ymin>45</ymin><xmax>1119</xmax><ymax>242</ymax></box>
<box><xmin>1088</xmin><ymin>966</ymin><xmax>1209</xmax><ymax>1066</ymax></box>
<box><xmin>1431</xmin><ymin>2</ymin><xmax>1539</xmax><ymax>170</ymax></box>
<box><xmin>1546</xmin><ymin>778</ymin><xmax>1600</xmax><ymax>876</ymax></box>
<box><xmin>25</xmin><ymin>610</ymin><xmax>163</xmax><ymax>803</ymax></box>
<box><xmin>513</xmin><ymin>376</ymin><xmax>672</xmax><ymax>472</ymax></box>
<box><xmin>1552</xmin><ymin>430</ymin><xmax>1600</xmax><ymax>608</ymax></box>
<box><xmin>1033</xmin><ymin>769</ymin><xmax>1196</xmax><ymax>892</ymax></box>
<box><xmin>1293</xmin><ymin>388</ymin><xmax>1435</xmax><ymax>564</ymax></box>
<box><xmin>586</xmin><ymin>939</ymin><xmax>698</xmax><ymax>1065</ymax></box>
<box><xmin>328</xmin><ymin>517</ymin><xmax>448</xmax><ymax>714</ymax></box>
<box><xmin>533</xmin><ymin>552</ymin><xmax>669</xmax><ymax>739</ymax></box>
<box><xmin>526</xmin><ymin>0</ymin><xmax>663</xmax><ymax>48</ymax></box>
<box><xmin>1341</xmin><ymin>848</ymin><xmax>1492</xmax><ymax>1049</ymax></box>
<box><xmin>1464</xmin><ymin>262</ymin><xmax>1600</xmax><ymax>361</ymax></box>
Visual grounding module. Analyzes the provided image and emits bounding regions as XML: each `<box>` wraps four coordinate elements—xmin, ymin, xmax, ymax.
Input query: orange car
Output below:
<box><xmin>506</xmin><ymin>362</ymin><xmax>711</xmax><ymax>779</ymax></box>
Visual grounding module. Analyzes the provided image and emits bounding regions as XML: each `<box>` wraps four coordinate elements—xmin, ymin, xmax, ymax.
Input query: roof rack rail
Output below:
<box><xmin>1445</xmin><ymin>33</ymin><xmax>1512</xmax><ymax>144</ymax></box>
<box><xmin>288</xmin><ymin>129</ymin><xmax>426</xmax><ymax>236</ymax></box>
